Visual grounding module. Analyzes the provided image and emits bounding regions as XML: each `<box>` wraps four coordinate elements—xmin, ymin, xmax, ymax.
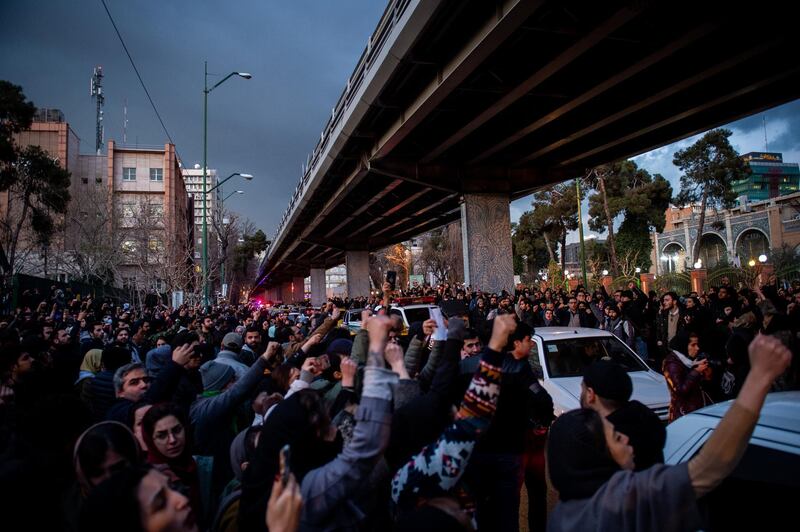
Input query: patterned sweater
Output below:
<box><xmin>391</xmin><ymin>347</ymin><xmax>504</xmax><ymax>508</ymax></box>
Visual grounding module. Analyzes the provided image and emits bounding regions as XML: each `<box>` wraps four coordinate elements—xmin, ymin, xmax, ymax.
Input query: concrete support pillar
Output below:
<box><xmin>310</xmin><ymin>268</ymin><xmax>327</xmax><ymax>307</ymax></box>
<box><xmin>267</xmin><ymin>287</ymin><xmax>280</xmax><ymax>303</ymax></box>
<box><xmin>346</xmin><ymin>250</ymin><xmax>370</xmax><ymax>298</ymax></box>
<box><xmin>292</xmin><ymin>277</ymin><xmax>305</xmax><ymax>303</ymax></box>
<box><xmin>724</xmin><ymin>212</ymin><xmax>734</xmax><ymax>260</ymax></box>
<box><xmin>280</xmin><ymin>281</ymin><xmax>292</xmax><ymax>303</ymax></box>
<box><xmin>683</xmin><ymin>223</ymin><xmax>693</xmax><ymax>264</ymax></box>
<box><xmin>460</xmin><ymin>193</ymin><xmax>514</xmax><ymax>293</ymax></box>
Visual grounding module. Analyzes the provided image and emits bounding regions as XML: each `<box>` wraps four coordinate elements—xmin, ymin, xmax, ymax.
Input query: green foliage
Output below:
<box><xmin>673</xmin><ymin>129</ymin><xmax>749</xmax><ymax>211</ymax></box>
<box><xmin>587</xmin><ymin>160</ymin><xmax>673</xmax><ymax>234</ymax></box>
<box><xmin>512</xmin><ymin>212</ymin><xmax>555</xmax><ymax>273</ymax></box>
<box><xmin>233</xmin><ymin>230</ymin><xmax>269</xmax><ymax>273</ymax></box>
<box><xmin>0</xmin><ymin>80</ymin><xmax>72</xmax><ymax>273</ymax></box>
<box><xmin>0</xmin><ymin>80</ymin><xmax>36</xmax><ymax>165</ymax></box>
<box><xmin>530</xmin><ymin>181</ymin><xmax>578</xmax><ymax>269</ymax></box>
<box><xmin>616</xmin><ymin>216</ymin><xmax>653</xmax><ymax>271</ymax></box>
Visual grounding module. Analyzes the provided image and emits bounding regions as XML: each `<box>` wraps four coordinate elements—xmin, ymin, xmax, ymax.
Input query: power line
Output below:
<box><xmin>99</xmin><ymin>0</ymin><xmax>182</xmax><ymax>164</ymax></box>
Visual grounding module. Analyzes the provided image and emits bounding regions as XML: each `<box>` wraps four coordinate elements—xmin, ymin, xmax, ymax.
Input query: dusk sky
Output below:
<box><xmin>2</xmin><ymin>0</ymin><xmax>799</xmax><ymax>245</ymax></box>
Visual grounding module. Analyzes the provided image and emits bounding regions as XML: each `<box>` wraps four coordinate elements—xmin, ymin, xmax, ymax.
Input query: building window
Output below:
<box><xmin>150</xmin><ymin>168</ymin><xmax>163</xmax><ymax>181</ymax></box>
<box><xmin>81</xmin><ymin>177</ymin><xmax>88</xmax><ymax>184</ymax></box>
<box><xmin>96</xmin><ymin>177</ymin><xmax>102</xmax><ymax>184</ymax></box>
<box><xmin>122</xmin><ymin>240</ymin><xmax>137</xmax><ymax>254</ymax></box>
<box><xmin>148</xmin><ymin>237</ymin><xmax>164</xmax><ymax>252</ymax></box>
<box><xmin>123</xmin><ymin>167</ymin><xmax>136</xmax><ymax>181</ymax></box>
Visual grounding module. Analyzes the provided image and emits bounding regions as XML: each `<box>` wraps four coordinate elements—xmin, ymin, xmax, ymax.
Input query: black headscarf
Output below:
<box><xmin>238</xmin><ymin>390</ymin><xmax>342</xmax><ymax>532</ymax></box>
<box><xmin>547</xmin><ymin>409</ymin><xmax>620</xmax><ymax>501</ymax></box>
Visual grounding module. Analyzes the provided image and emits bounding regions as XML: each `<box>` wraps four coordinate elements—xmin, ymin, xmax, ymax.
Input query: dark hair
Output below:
<box><xmin>170</xmin><ymin>329</ymin><xmax>199</xmax><ymax>351</ymax></box>
<box><xmin>271</xmin><ymin>364</ymin><xmax>297</xmax><ymax>394</ymax></box>
<box><xmin>662</xmin><ymin>291</ymin><xmax>679</xmax><ymax>302</ymax></box>
<box><xmin>101</xmin><ymin>346</ymin><xmax>133</xmax><ymax>372</ymax></box>
<box><xmin>244</xmin><ymin>325</ymin><xmax>261</xmax><ymax>336</ymax></box>
<box><xmin>509</xmin><ymin>321</ymin><xmax>533</xmax><ymax>346</ymax></box>
<box><xmin>75</xmin><ymin>422</ymin><xmax>140</xmax><ymax>485</ymax></box>
<box><xmin>141</xmin><ymin>403</ymin><xmax>190</xmax><ymax>458</ymax></box>
<box><xmin>79</xmin><ymin>465</ymin><xmax>150</xmax><ymax>532</ymax></box>
<box><xmin>463</xmin><ymin>327</ymin><xmax>479</xmax><ymax>340</ymax></box>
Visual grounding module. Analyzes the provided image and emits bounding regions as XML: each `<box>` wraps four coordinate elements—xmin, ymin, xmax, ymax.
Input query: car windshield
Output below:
<box><xmin>402</xmin><ymin>307</ymin><xmax>432</xmax><ymax>326</ymax></box>
<box><xmin>542</xmin><ymin>336</ymin><xmax>648</xmax><ymax>377</ymax></box>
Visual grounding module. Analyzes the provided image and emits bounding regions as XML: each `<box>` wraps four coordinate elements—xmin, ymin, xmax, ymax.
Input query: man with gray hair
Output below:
<box><xmin>105</xmin><ymin>342</ymin><xmax>196</xmax><ymax>424</ymax></box>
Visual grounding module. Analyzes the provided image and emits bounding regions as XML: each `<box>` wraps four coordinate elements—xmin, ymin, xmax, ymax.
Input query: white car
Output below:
<box><xmin>663</xmin><ymin>392</ymin><xmax>800</xmax><ymax>529</ymax></box>
<box><xmin>529</xmin><ymin>327</ymin><xmax>670</xmax><ymax>420</ymax></box>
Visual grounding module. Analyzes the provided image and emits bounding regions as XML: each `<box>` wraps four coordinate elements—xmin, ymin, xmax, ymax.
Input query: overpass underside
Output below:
<box><xmin>256</xmin><ymin>0</ymin><xmax>800</xmax><ymax>299</ymax></box>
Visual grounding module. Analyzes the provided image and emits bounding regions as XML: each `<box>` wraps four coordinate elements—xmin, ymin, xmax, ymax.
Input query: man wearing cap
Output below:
<box><xmin>214</xmin><ymin>333</ymin><xmax>249</xmax><ymax>380</ymax></box>
<box><xmin>580</xmin><ymin>360</ymin><xmax>666</xmax><ymax>471</ymax></box>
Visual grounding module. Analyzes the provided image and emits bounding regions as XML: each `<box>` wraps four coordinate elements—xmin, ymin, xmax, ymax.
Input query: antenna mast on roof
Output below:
<box><xmin>90</xmin><ymin>66</ymin><xmax>105</xmax><ymax>154</ymax></box>
<box><xmin>123</xmin><ymin>97</ymin><xmax>128</xmax><ymax>144</ymax></box>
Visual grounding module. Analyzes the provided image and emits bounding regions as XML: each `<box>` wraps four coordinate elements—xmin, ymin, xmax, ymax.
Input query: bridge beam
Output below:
<box><xmin>346</xmin><ymin>250</ymin><xmax>370</xmax><ymax>299</ymax></box>
<box><xmin>460</xmin><ymin>193</ymin><xmax>514</xmax><ymax>294</ymax></box>
<box><xmin>310</xmin><ymin>267</ymin><xmax>327</xmax><ymax>307</ymax></box>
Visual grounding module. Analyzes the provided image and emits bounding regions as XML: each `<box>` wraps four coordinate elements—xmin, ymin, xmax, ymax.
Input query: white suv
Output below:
<box><xmin>529</xmin><ymin>327</ymin><xmax>670</xmax><ymax>420</ymax></box>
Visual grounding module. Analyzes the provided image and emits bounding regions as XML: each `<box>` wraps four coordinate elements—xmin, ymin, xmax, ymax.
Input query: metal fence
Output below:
<box><xmin>654</xmin><ymin>272</ymin><xmax>692</xmax><ymax>295</ymax></box>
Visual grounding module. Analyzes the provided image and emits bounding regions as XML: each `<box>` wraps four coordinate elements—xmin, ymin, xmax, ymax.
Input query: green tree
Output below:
<box><xmin>0</xmin><ymin>81</ymin><xmax>72</xmax><ymax>275</ymax></box>
<box><xmin>530</xmin><ymin>181</ymin><xmax>578</xmax><ymax>272</ymax></box>
<box><xmin>512</xmin><ymin>213</ymin><xmax>554</xmax><ymax>278</ymax></box>
<box><xmin>588</xmin><ymin>160</ymin><xmax>672</xmax><ymax>274</ymax></box>
<box><xmin>673</xmin><ymin>129</ymin><xmax>750</xmax><ymax>263</ymax></box>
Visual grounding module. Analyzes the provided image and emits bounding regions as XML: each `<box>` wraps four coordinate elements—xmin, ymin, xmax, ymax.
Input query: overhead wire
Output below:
<box><xmin>99</xmin><ymin>0</ymin><xmax>185</xmax><ymax>166</ymax></box>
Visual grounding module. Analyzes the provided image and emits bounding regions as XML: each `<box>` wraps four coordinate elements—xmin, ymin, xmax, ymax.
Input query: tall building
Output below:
<box><xmin>108</xmin><ymin>140</ymin><xmax>193</xmax><ymax>293</ymax></box>
<box><xmin>733</xmin><ymin>152</ymin><xmax>800</xmax><ymax>202</ymax></box>
<box><xmin>3</xmin><ymin>109</ymin><xmax>80</xmax><ymax>280</ymax></box>
<box><xmin>2</xmin><ymin>109</ymin><xmax>193</xmax><ymax>293</ymax></box>
<box><xmin>181</xmin><ymin>166</ymin><xmax>220</xmax><ymax>260</ymax></box>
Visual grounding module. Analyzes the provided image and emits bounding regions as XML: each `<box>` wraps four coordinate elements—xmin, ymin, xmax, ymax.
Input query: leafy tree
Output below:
<box><xmin>588</xmin><ymin>160</ymin><xmax>672</xmax><ymax>274</ymax></box>
<box><xmin>530</xmin><ymin>181</ymin><xmax>578</xmax><ymax>272</ymax></box>
<box><xmin>512</xmin><ymin>213</ymin><xmax>554</xmax><ymax>278</ymax></box>
<box><xmin>673</xmin><ymin>129</ymin><xmax>749</xmax><ymax>263</ymax></box>
<box><xmin>420</xmin><ymin>225</ymin><xmax>462</xmax><ymax>284</ymax></box>
<box><xmin>0</xmin><ymin>81</ymin><xmax>72</xmax><ymax>275</ymax></box>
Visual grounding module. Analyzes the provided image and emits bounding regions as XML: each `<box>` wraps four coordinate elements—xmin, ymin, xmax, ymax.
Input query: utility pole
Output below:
<box><xmin>576</xmin><ymin>177</ymin><xmax>588</xmax><ymax>288</ymax></box>
<box><xmin>90</xmin><ymin>66</ymin><xmax>105</xmax><ymax>154</ymax></box>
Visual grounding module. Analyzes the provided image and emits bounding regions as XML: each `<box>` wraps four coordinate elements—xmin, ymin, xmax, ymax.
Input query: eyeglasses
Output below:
<box><xmin>153</xmin><ymin>423</ymin><xmax>184</xmax><ymax>442</ymax></box>
<box><xmin>125</xmin><ymin>376</ymin><xmax>152</xmax><ymax>387</ymax></box>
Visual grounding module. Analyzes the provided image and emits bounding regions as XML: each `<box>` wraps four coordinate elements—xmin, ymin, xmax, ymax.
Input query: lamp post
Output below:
<box><xmin>576</xmin><ymin>178</ymin><xmax>588</xmax><ymax>288</ymax></box>
<box><xmin>204</xmin><ymin>173</ymin><xmax>252</xmax><ymax>304</ymax></box>
<box><xmin>203</xmin><ymin>61</ymin><xmax>251</xmax><ymax>308</ymax></box>
<box><xmin>223</xmin><ymin>189</ymin><xmax>244</xmax><ymax>202</ymax></box>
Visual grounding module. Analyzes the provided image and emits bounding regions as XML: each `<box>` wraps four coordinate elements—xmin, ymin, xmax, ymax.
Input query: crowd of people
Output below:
<box><xmin>0</xmin><ymin>277</ymin><xmax>796</xmax><ymax>532</ymax></box>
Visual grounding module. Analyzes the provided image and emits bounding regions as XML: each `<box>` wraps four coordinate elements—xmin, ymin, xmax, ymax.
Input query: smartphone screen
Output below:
<box><xmin>279</xmin><ymin>444</ymin><xmax>291</xmax><ymax>487</ymax></box>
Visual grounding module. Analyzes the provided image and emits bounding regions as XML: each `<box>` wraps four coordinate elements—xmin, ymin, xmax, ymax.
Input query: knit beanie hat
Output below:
<box><xmin>326</xmin><ymin>338</ymin><xmax>353</xmax><ymax>356</ymax></box>
<box><xmin>607</xmin><ymin>400</ymin><xmax>665</xmax><ymax>471</ymax></box>
<box><xmin>200</xmin><ymin>360</ymin><xmax>236</xmax><ymax>392</ymax></box>
<box><xmin>583</xmin><ymin>360</ymin><xmax>632</xmax><ymax>403</ymax></box>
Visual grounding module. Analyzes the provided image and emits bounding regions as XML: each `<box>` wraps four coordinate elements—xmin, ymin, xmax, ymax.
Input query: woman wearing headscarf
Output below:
<box><xmin>65</xmin><ymin>421</ymin><xmax>141</xmax><ymax>530</ymax></box>
<box><xmin>75</xmin><ymin>348</ymin><xmax>102</xmax><ymax>406</ymax></box>
<box><xmin>546</xmin><ymin>334</ymin><xmax>791</xmax><ymax>531</ymax></box>
<box><xmin>141</xmin><ymin>402</ymin><xmax>203</xmax><ymax>526</ymax></box>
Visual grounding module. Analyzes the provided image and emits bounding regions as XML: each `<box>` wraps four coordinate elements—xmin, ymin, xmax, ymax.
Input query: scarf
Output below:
<box><xmin>672</xmin><ymin>350</ymin><xmax>694</xmax><ymax>369</ymax></box>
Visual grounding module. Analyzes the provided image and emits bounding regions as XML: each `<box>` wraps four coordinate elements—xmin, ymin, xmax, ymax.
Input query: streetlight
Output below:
<box><xmin>203</xmin><ymin>171</ymin><xmax>253</xmax><ymax>304</ymax></box>
<box><xmin>694</xmin><ymin>259</ymin><xmax>702</xmax><ymax>269</ymax></box>
<box><xmin>758</xmin><ymin>254</ymin><xmax>767</xmax><ymax>263</ymax></box>
<box><xmin>224</xmin><ymin>190</ymin><xmax>244</xmax><ymax>202</ymax></box>
<box><xmin>748</xmin><ymin>259</ymin><xmax>756</xmax><ymax>267</ymax></box>
<box><xmin>602</xmin><ymin>269</ymin><xmax>609</xmax><ymax>276</ymax></box>
<box><xmin>635</xmin><ymin>267</ymin><xmax>641</xmax><ymax>273</ymax></box>
<box><xmin>202</xmin><ymin>63</ymin><xmax>251</xmax><ymax>307</ymax></box>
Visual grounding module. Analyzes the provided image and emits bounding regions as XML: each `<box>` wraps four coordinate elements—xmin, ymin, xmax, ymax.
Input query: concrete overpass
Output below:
<box><xmin>254</xmin><ymin>0</ymin><xmax>800</xmax><ymax>304</ymax></box>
